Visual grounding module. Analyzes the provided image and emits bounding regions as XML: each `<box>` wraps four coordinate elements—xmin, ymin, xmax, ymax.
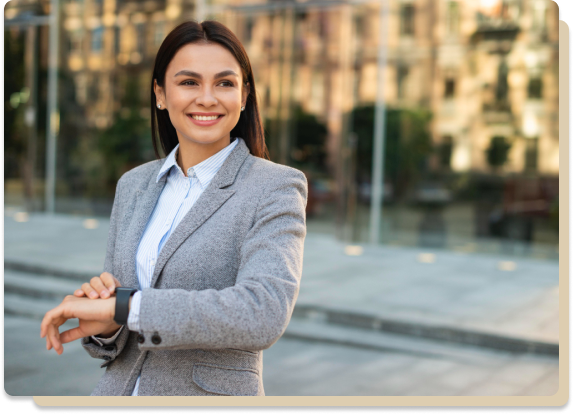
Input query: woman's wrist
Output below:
<box><xmin>98</xmin><ymin>324</ymin><xmax>122</xmax><ymax>338</ymax></box>
<box><xmin>97</xmin><ymin>296</ymin><xmax>122</xmax><ymax>337</ymax></box>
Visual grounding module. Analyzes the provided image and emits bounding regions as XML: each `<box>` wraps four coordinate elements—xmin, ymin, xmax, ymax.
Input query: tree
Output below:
<box><xmin>485</xmin><ymin>135</ymin><xmax>511</xmax><ymax>171</ymax></box>
<box><xmin>351</xmin><ymin>105</ymin><xmax>433</xmax><ymax>200</ymax></box>
<box><xmin>95</xmin><ymin>74</ymin><xmax>154</xmax><ymax>194</ymax></box>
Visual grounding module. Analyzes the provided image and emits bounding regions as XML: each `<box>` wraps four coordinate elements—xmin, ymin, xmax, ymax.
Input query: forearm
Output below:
<box><xmin>136</xmin><ymin>282</ymin><xmax>298</xmax><ymax>351</ymax></box>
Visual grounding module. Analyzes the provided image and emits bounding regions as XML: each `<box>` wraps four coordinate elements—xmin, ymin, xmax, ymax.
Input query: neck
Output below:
<box><xmin>176</xmin><ymin>136</ymin><xmax>232</xmax><ymax>176</ymax></box>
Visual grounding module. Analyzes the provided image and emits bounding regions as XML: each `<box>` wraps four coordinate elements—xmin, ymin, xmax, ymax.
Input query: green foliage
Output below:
<box><xmin>264</xmin><ymin>105</ymin><xmax>328</xmax><ymax>173</ymax></box>
<box><xmin>4</xmin><ymin>29</ymin><xmax>26</xmax><ymax>179</ymax></box>
<box><xmin>485</xmin><ymin>135</ymin><xmax>511</xmax><ymax>169</ymax></box>
<box><xmin>289</xmin><ymin>105</ymin><xmax>328</xmax><ymax>171</ymax></box>
<box><xmin>95</xmin><ymin>74</ymin><xmax>153</xmax><ymax>193</ymax></box>
<box><xmin>351</xmin><ymin>105</ymin><xmax>433</xmax><ymax>199</ymax></box>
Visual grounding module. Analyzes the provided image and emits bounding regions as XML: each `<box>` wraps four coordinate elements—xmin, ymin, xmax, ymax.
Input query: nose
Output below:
<box><xmin>195</xmin><ymin>85</ymin><xmax>218</xmax><ymax>107</ymax></box>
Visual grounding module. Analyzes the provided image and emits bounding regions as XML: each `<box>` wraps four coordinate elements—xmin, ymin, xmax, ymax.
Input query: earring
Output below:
<box><xmin>157</xmin><ymin>104</ymin><xmax>161</xmax><ymax>108</ymax></box>
<box><xmin>241</xmin><ymin>106</ymin><xmax>245</xmax><ymax>111</ymax></box>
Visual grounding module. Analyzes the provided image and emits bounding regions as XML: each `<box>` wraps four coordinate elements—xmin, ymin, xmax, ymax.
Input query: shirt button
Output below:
<box><xmin>151</xmin><ymin>332</ymin><xmax>162</xmax><ymax>345</ymax></box>
<box><xmin>137</xmin><ymin>334</ymin><xmax>145</xmax><ymax>344</ymax></box>
<box><xmin>151</xmin><ymin>259</ymin><xmax>156</xmax><ymax>266</ymax></box>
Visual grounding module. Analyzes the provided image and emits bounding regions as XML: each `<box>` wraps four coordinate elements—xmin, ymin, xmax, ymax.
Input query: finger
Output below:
<box><xmin>47</xmin><ymin>323</ymin><xmax>63</xmax><ymax>354</ymax></box>
<box><xmin>114</xmin><ymin>276</ymin><xmax>122</xmax><ymax>289</ymax></box>
<box><xmin>91</xmin><ymin>277</ymin><xmax>110</xmax><ymax>299</ymax></box>
<box><xmin>74</xmin><ymin>289</ymin><xmax>85</xmax><ymax>297</ymax></box>
<box><xmin>60</xmin><ymin>326</ymin><xmax>87</xmax><ymax>344</ymax></box>
<box><xmin>82</xmin><ymin>282</ymin><xmax>99</xmax><ymax>299</ymax></box>
<box><xmin>100</xmin><ymin>273</ymin><xmax>116</xmax><ymax>295</ymax></box>
<box><xmin>41</xmin><ymin>308</ymin><xmax>56</xmax><ymax>338</ymax></box>
<box><xmin>41</xmin><ymin>305</ymin><xmax>65</xmax><ymax>337</ymax></box>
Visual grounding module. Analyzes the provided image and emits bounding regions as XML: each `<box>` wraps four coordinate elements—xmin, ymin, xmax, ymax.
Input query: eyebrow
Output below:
<box><xmin>173</xmin><ymin>70</ymin><xmax>239</xmax><ymax>79</ymax></box>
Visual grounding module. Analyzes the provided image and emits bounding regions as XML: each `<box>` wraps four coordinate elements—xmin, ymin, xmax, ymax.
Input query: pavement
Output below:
<box><xmin>4</xmin><ymin>209</ymin><xmax>560</xmax><ymax>350</ymax></box>
<box><xmin>4</xmin><ymin>315</ymin><xmax>558</xmax><ymax>396</ymax></box>
<box><xmin>2</xmin><ymin>208</ymin><xmax>561</xmax><ymax>396</ymax></box>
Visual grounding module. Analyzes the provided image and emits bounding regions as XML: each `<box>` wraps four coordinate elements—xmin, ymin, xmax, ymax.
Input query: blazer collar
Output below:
<box><xmin>122</xmin><ymin>137</ymin><xmax>251</xmax><ymax>290</ymax></box>
<box><xmin>144</xmin><ymin>137</ymin><xmax>250</xmax><ymax>192</ymax></box>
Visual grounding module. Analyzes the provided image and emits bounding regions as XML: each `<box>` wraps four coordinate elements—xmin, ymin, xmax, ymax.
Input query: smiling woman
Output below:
<box><xmin>40</xmin><ymin>20</ymin><xmax>308</xmax><ymax>397</ymax></box>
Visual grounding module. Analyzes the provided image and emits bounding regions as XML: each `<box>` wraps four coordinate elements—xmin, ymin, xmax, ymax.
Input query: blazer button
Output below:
<box><xmin>103</xmin><ymin>356</ymin><xmax>112</xmax><ymax>361</ymax></box>
<box><xmin>137</xmin><ymin>334</ymin><xmax>145</xmax><ymax>344</ymax></box>
<box><xmin>151</xmin><ymin>332</ymin><xmax>161</xmax><ymax>345</ymax></box>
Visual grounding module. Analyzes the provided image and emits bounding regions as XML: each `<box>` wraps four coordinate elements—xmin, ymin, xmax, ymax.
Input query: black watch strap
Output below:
<box><xmin>114</xmin><ymin>287</ymin><xmax>138</xmax><ymax>326</ymax></box>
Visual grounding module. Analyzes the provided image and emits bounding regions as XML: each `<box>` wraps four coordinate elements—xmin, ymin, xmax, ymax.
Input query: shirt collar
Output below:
<box><xmin>156</xmin><ymin>137</ymin><xmax>241</xmax><ymax>189</ymax></box>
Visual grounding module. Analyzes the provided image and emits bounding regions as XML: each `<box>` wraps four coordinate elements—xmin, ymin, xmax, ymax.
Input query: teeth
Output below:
<box><xmin>191</xmin><ymin>115</ymin><xmax>220</xmax><ymax>121</ymax></box>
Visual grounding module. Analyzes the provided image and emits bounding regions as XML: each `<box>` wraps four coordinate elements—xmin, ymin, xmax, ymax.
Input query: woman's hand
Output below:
<box><xmin>40</xmin><ymin>295</ymin><xmax>121</xmax><ymax>355</ymax></box>
<box><xmin>74</xmin><ymin>272</ymin><xmax>121</xmax><ymax>299</ymax></box>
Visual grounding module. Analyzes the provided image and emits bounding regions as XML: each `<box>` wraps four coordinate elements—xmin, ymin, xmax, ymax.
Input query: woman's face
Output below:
<box><xmin>154</xmin><ymin>42</ymin><xmax>250</xmax><ymax>147</ymax></box>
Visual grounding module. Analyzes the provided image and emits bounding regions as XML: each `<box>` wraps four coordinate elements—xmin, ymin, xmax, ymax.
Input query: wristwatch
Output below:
<box><xmin>113</xmin><ymin>287</ymin><xmax>138</xmax><ymax>326</ymax></box>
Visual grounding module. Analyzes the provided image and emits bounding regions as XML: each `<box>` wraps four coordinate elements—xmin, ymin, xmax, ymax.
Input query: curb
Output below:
<box><xmin>4</xmin><ymin>260</ymin><xmax>95</xmax><ymax>282</ymax></box>
<box><xmin>292</xmin><ymin>304</ymin><xmax>559</xmax><ymax>357</ymax></box>
<box><xmin>4</xmin><ymin>260</ymin><xmax>559</xmax><ymax>357</ymax></box>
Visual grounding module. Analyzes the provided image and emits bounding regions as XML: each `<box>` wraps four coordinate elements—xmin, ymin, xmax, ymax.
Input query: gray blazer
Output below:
<box><xmin>81</xmin><ymin>138</ymin><xmax>308</xmax><ymax>396</ymax></box>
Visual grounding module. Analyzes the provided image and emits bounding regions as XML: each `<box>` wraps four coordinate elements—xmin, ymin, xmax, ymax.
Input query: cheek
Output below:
<box><xmin>172</xmin><ymin>92</ymin><xmax>193</xmax><ymax>108</ymax></box>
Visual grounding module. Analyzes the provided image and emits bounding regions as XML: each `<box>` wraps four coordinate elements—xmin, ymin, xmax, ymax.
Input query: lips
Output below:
<box><xmin>187</xmin><ymin>114</ymin><xmax>224</xmax><ymax>126</ymax></box>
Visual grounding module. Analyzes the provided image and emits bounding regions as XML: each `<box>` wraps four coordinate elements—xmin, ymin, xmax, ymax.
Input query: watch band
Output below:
<box><xmin>114</xmin><ymin>287</ymin><xmax>138</xmax><ymax>326</ymax></box>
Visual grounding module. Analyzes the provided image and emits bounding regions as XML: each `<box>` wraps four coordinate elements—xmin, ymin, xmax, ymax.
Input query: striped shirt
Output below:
<box><xmin>93</xmin><ymin>137</ymin><xmax>240</xmax><ymax>396</ymax></box>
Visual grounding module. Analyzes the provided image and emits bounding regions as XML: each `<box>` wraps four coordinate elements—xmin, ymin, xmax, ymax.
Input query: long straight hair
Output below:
<box><xmin>150</xmin><ymin>20</ymin><xmax>269</xmax><ymax>160</ymax></box>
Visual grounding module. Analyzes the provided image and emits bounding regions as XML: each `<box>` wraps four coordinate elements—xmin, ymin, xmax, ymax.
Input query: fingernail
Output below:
<box><xmin>101</xmin><ymin>291</ymin><xmax>109</xmax><ymax>298</ymax></box>
<box><xmin>89</xmin><ymin>292</ymin><xmax>98</xmax><ymax>299</ymax></box>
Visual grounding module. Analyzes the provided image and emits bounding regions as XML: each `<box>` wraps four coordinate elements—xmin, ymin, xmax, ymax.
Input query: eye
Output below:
<box><xmin>219</xmin><ymin>80</ymin><xmax>234</xmax><ymax>87</ymax></box>
<box><xmin>181</xmin><ymin>80</ymin><xmax>197</xmax><ymax>86</ymax></box>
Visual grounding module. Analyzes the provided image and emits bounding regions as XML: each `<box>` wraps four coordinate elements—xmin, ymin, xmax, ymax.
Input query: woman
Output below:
<box><xmin>40</xmin><ymin>20</ymin><xmax>307</xmax><ymax>396</ymax></box>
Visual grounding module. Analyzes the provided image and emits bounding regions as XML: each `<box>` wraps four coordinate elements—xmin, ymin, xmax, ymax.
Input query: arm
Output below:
<box><xmin>136</xmin><ymin>169</ymin><xmax>308</xmax><ymax>351</ymax></box>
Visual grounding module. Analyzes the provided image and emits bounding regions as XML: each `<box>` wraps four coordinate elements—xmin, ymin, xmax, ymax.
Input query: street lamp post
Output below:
<box><xmin>369</xmin><ymin>0</ymin><xmax>389</xmax><ymax>244</ymax></box>
<box><xmin>44</xmin><ymin>0</ymin><xmax>60</xmax><ymax>214</ymax></box>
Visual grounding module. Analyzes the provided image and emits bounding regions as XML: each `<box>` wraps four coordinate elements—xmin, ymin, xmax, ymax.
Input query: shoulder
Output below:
<box><xmin>117</xmin><ymin>159</ymin><xmax>164</xmax><ymax>189</ymax></box>
<box><xmin>244</xmin><ymin>156</ymin><xmax>308</xmax><ymax>192</ymax></box>
<box><xmin>240</xmin><ymin>156</ymin><xmax>308</xmax><ymax>211</ymax></box>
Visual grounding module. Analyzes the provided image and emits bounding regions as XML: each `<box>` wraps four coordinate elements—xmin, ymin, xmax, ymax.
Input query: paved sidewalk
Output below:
<box><xmin>4</xmin><ymin>210</ymin><xmax>559</xmax><ymax>348</ymax></box>
<box><xmin>5</xmin><ymin>315</ymin><xmax>558</xmax><ymax>396</ymax></box>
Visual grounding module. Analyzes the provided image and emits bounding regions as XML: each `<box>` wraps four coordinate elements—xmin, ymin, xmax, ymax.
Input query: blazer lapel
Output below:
<box><xmin>122</xmin><ymin>166</ymin><xmax>167</xmax><ymax>290</ymax></box>
<box><xmin>148</xmin><ymin>138</ymin><xmax>251</xmax><ymax>288</ymax></box>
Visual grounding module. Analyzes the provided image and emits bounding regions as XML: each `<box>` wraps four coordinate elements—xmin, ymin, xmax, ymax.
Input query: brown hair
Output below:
<box><xmin>150</xmin><ymin>20</ymin><xmax>269</xmax><ymax>160</ymax></box>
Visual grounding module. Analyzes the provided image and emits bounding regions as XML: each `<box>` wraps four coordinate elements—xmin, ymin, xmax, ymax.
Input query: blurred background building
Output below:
<box><xmin>4</xmin><ymin>0</ymin><xmax>559</xmax><ymax>259</ymax></box>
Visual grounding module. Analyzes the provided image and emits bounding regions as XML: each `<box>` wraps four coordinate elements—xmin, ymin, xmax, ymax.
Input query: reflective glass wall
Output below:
<box><xmin>5</xmin><ymin>0</ymin><xmax>559</xmax><ymax>259</ymax></box>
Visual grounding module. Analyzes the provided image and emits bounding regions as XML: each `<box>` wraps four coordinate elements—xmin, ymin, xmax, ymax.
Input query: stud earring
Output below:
<box><xmin>241</xmin><ymin>106</ymin><xmax>245</xmax><ymax>111</ymax></box>
<box><xmin>157</xmin><ymin>104</ymin><xmax>161</xmax><ymax>108</ymax></box>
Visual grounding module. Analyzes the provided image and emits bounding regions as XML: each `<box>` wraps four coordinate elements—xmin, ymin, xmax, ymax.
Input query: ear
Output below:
<box><xmin>154</xmin><ymin>79</ymin><xmax>166</xmax><ymax>107</ymax></box>
<box><xmin>241</xmin><ymin>81</ymin><xmax>250</xmax><ymax>108</ymax></box>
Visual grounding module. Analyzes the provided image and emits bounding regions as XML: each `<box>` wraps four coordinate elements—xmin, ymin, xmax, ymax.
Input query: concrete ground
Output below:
<box><xmin>3</xmin><ymin>209</ymin><xmax>561</xmax><ymax>396</ymax></box>
<box><xmin>4</xmin><ymin>315</ymin><xmax>558</xmax><ymax>396</ymax></box>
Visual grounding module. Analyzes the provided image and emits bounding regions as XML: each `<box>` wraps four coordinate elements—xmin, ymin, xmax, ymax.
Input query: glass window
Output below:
<box><xmin>136</xmin><ymin>23</ymin><xmax>146</xmax><ymax>56</ymax></box>
<box><xmin>68</xmin><ymin>30</ymin><xmax>83</xmax><ymax>54</ymax></box>
<box><xmin>400</xmin><ymin>3</ymin><xmax>415</xmax><ymax>36</ymax></box>
<box><xmin>444</xmin><ymin>78</ymin><xmax>455</xmax><ymax>99</ymax></box>
<box><xmin>446</xmin><ymin>1</ymin><xmax>459</xmax><ymax>34</ymax></box>
<box><xmin>114</xmin><ymin>26</ymin><xmax>121</xmax><ymax>54</ymax></box>
<box><xmin>154</xmin><ymin>21</ymin><xmax>165</xmax><ymax>47</ymax></box>
<box><xmin>397</xmin><ymin>65</ymin><xmax>409</xmax><ymax>99</ymax></box>
<box><xmin>528</xmin><ymin>76</ymin><xmax>543</xmax><ymax>99</ymax></box>
<box><xmin>91</xmin><ymin>26</ymin><xmax>103</xmax><ymax>53</ymax></box>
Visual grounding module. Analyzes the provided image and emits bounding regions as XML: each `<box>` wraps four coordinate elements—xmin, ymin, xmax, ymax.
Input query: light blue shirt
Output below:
<box><xmin>92</xmin><ymin>137</ymin><xmax>240</xmax><ymax>396</ymax></box>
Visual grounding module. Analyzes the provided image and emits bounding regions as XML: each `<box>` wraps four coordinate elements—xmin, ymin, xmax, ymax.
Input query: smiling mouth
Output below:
<box><xmin>188</xmin><ymin>114</ymin><xmax>224</xmax><ymax>121</ymax></box>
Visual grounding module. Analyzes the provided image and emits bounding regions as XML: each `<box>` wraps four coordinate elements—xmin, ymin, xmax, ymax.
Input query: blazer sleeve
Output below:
<box><xmin>136</xmin><ymin>168</ymin><xmax>308</xmax><ymax>351</ymax></box>
<box><xmin>81</xmin><ymin>177</ymin><xmax>131</xmax><ymax>367</ymax></box>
